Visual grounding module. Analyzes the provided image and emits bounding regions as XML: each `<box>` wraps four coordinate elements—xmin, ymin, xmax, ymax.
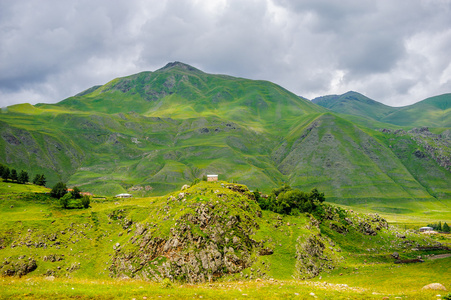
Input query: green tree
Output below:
<box><xmin>443</xmin><ymin>222</ymin><xmax>450</xmax><ymax>233</ymax></box>
<box><xmin>1</xmin><ymin>167</ymin><xmax>9</xmax><ymax>181</ymax></box>
<box><xmin>71</xmin><ymin>186</ymin><xmax>81</xmax><ymax>199</ymax></box>
<box><xmin>59</xmin><ymin>193</ymin><xmax>71</xmax><ymax>209</ymax></box>
<box><xmin>81</xmin><ymin>195</ymin><xmax>90</xmax><ymax>209</ymax></box>
<box><xmin>33</xmin><ymin>174</ymin><xmax>46</xmax><ymax>186</ymax></box>
<box><xmin>262</xmin><ymin>184</ymin><xmax>326</xmax><ymax>215</ymax></box>
<box><xmin>271</xmin><ymin>184</ymin><xmax>292</xmax><ymax>197</ymax></box>
<box><xmin>0</xmin><ymin>164</ymin><xmax>4</xmax><ymax>178</ymax></box>
<box><xmin>10</xmin><ymin>169</ymin><xmax>18</xmax><ymax>182</ymax></box>
<box><xmin>438</xmin><ymin>221</ymin><xmax>442</xmax><ymax>231</ymax></box>
<box><xmin>18</xmin><ymin>170</ymin><xmax>29</xmax><ymax>184</ymax></box>
<box><xmin>309</xmin><ymin>188</ymin><xmax>325</xmax><ymax>203</ymax></box>
<box><xmin>51</xmin><ymin>182</ymin><xmax>67</xmax><ymax>199</ymax></box>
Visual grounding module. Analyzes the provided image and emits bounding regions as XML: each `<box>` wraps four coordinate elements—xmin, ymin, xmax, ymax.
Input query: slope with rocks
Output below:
<box><xmin>0</xmin><ymin>181</ymin><xmax>443</xmax><ymax>283</ymax></box>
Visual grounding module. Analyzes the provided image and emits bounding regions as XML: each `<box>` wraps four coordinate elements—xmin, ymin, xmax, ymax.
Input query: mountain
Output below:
<box><xmin>313</xmin><ymin>92</ymin><xmax>451</xmax><ymax>128</ymax></box>
<box><xmin>381</xmin><ymin>93</ymin><xmax>451</xmax><ymax>127</ymax></box>
<box><xmin>312</xmin><ymin>91</ymin><xmax>397</xmax><ymax>121</ymax></box>
<box><xmin>0</xmin><ymin>62</ymin><xmax>450</xmax><ymax>207</ymax></box>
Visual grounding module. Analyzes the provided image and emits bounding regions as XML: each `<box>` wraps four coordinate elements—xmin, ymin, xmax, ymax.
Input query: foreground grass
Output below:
<box><xmin>1</xmin><ymin>275</ymin><xmax>449</xmax><ymax>300</ymax></box>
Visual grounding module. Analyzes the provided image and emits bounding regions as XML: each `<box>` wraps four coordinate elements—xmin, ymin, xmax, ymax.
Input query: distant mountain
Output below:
<box><xmin>1</xmin><ymin>62</ymin><xmax>450</xmax><ymax>206</ymax></box>
<box><xmin>381</xmin><ymin>94</ymin><xmax>451</xmax><ymax>127</ymax></box>
<box><xmin>312</xmin><ymin>91</ymin><xmax>397</xmax><ymax>121</ymax></box>
<box><xmin>313</xmin><ymin>92</ymin><xmax>451</xmax><ymax>128</ymax></box>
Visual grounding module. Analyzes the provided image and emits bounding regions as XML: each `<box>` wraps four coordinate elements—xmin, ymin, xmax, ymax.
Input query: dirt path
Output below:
<box><xmin>428</xmin><ymin>253</ymin><xmax>451</xmax><ymax>260</ymax></box>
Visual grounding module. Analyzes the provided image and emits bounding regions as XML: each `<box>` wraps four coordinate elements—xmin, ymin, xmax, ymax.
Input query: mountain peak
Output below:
<box><xmin>158</xmin><ymin>61</ymin><xmax>201</xmax><ymax>73</ymax></box>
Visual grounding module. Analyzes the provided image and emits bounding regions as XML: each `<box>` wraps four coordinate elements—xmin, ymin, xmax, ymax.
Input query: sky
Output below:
<box><xmin>1</xmin><ymin>0</ymin><xmax>451</xmax><ymax>108</ymax></box>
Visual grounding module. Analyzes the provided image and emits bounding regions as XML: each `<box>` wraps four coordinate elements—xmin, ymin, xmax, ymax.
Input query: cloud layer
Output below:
<box><xmin>1</xmin><ymin>0</ymin><xmax>450</xmax><ymax>107</ymax></box>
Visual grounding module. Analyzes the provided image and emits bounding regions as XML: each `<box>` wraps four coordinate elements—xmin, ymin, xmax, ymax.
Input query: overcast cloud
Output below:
<box><xmin>1</xmin><ymin>0</ymin><xmax>450</xmax><ymax>107</ymax></box>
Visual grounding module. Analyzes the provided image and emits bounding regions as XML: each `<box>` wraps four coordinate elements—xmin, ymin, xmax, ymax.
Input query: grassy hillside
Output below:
<box><xmin>381</xmin><ymin>93</ymin><xmax>451</xmax><ymax>127</ymax></box>
<box><xmin>312</xmin><ymin>91</ymin><xmax>397</xmax><ymax>121</ymax></box>
<box><xmin>314</xmin><ymin>92</ymin><xmax>451</xmax><ymax>128</ymax></box>
<box><xmin>0</xmin><ymin>62</ymin><xmax>449</xmax><ymax>205</ymax></box>
<box><xmin>0</xmin><ymin>181</ymin><xmax>449</xmax><ymax>299</ymax></box>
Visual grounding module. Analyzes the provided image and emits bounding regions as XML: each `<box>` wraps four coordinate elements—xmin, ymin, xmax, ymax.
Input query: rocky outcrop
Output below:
<box><xmin>295</xmin><ymin>234</ymin><xmax>336</xmax><ymax>279</ymax></box>
<box><xmin>322</xmin><ymin>205</ymin><xmax>388</xmax><ymax>236</ymax></box>
<box><xmin>109</xmin><ymin>184</ymin><xmax>264</xmax><ymax>283</ymax></box>
<box><xmin>0</xmin><ymin>256</ymin><xmax>37</xmax><ymax>277</ymax></box>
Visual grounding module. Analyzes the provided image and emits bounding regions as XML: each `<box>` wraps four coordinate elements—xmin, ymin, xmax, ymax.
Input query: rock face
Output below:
<box><xmin>109</xmin><ymin>183</ymin><xmax>264</xmax><ymax>283</ymax></box>
<box><xmin>322</xmin><ymin>206</ymin><xmax>388</xmax><ymax>236</ymax></box>
<box><xmin>295</xmin><ymin>234</ymin><xmax>336</xmax><ymax>279</ymax></box>
<box><xmin>0</xmin><ymin>256</ymin><xmax>37</xmax><ymax>277</ymax></box>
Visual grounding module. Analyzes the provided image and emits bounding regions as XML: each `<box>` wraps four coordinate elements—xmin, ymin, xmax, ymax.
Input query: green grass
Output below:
<box><xmin>0</xmin><ymin>181</ymin><xmax>450</xmax><ymax>299</ymax></box>
<box><xmin>0</xmin><ymin>181</ymin><xmax>50</xmax><ymax>194</ymax></box>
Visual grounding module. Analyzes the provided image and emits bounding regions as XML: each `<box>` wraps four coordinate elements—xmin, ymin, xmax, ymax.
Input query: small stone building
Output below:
<box><xmin>419</xmin><ymin>226</ymin><xmax>433</xmax><ymax>232</ymax></box>
<box><xmin>207</xmin><ymin>174</ymin><xmax>218</xmax><ymax>182</ymax></box>
<box><xmin>115</xmin><ymin>193</ymin><xmax>133</xmax><ymax>198</ymax></box>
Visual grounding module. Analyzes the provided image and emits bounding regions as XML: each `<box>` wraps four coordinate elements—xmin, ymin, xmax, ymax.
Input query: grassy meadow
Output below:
<box><xmin>0</xmin><ymin>180</ymin><xmax>450</xmax><ymax>299</ymax></box>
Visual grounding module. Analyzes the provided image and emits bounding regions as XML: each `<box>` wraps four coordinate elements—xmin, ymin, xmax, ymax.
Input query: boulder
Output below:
<box><xmin>422</xmin><ymin>283</ymin><xmax>447</xmax><ymax>291</ymax></box>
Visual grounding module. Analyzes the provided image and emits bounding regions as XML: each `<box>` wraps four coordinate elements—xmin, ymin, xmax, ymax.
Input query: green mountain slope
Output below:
<box><xmin>0</xmin><ymin>62</ymin><xmax>450</xmax><ymax>205</ymax></box>
<box><xmin>381</xmin><ymin>93</ymin><xmax>451</xmax><ymax>127</ymax></box>
<box><xmin>313</xmin><ymin>92</ymin><xmax>451</xmax><ymax>128</ymax></box>
<box><xmin>312</xmin><ymin>91</ymin><xmax>397</xmax><ymax>121</ymax></box>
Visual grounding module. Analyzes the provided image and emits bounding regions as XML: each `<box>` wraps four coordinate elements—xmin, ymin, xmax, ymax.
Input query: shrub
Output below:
<box><xmin>191</xmin><ymin>178</ymin><xmax>200</xmax><ymax>186</ymax></box>
<box><xmin>59</xmin><ymin>193</ymin><xmax>71</xmax><ymax>209</ymax></box>
<box><xmin>51</xmin><ymin>182</ymin><xmax>67</xmax><ymax>199</ymax></box>
<box><xmin>71</xmin><ymin>186</ymin><xmax>81</xmax><ymax>199</ymax></box>
<box><xmin>81</xmin><ymin>195</ymin><xmax>90</xmax><ymax>209</ymax></box>
<box><xmin>261</xmin><ymin>185</ymin><xmax>326</xmax><ymax>216</ymax></box>
<box><xmin>160</xmin><ymin>278</ymin><xmax>173</xmax><ymax>288</ymax></box>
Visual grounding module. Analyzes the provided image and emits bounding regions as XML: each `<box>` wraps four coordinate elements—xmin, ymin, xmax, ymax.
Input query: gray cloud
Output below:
<box><xmin>1</xmin><ymin>0</ymin><xmax>450</xmax><ymax>108</ymax></box>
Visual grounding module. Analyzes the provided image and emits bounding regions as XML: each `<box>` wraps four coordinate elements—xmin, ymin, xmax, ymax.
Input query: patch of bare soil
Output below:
<box><xmin>428</xmin><ymin>253</ymin><xmax>451</xmax><ymax>260</ymax></box>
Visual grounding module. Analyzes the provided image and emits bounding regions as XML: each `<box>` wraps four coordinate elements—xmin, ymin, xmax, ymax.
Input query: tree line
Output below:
<box><xmin>427</xmin><ymin>221</ymin><xmax>450</xmax><ymax>233</ymax></box>
<box><xmin>1</xmin><ymin>163</ymin><xmax>89</xmax><ymax>209</ymax></box>
<box><xmin>0</xmin><ymin>163</ymin><xmax>46</xmax><ymax>186</ymax></box>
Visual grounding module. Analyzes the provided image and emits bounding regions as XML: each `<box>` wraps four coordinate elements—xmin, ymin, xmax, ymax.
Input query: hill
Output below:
<box><xmin>312</xmin><ymin>91</ymin><xmax>397</xmax><ymax>121</ymax></box>
<box><xmin>0</xmin><ymin>180</ymin><xmax>450</xmax><ymax>299</ymax></box>
<box><xmin>313</xmin><ymin>92</ymin><xmax>451</xmax><ymax>128</ymax></box>
<box><xmin>381</xmin><ymin>93</ymin><xmax>451</xmax><ymax>127</ymax></box>
<box><xmin>0</xmin><ymin>62</ymin><xmax>450</xmax><ymax>206</ymax></box>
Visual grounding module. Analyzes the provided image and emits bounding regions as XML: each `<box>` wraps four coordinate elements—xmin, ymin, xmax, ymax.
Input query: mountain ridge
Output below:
<box><xmin>313</xmin><ymin>91</ymin><xmax>451</xmax><ymax>128</ymax></box>
<box><xmin>0</xmin><ymin>62</ymin><xmax>450</xmax><ymax>207</ymax></box>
